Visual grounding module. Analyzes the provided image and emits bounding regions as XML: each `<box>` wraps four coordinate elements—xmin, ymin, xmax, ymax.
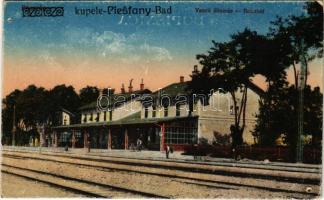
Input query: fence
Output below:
<box><xmin>182</xmin><ymin>145</ymin><xmax>321</xmax><ymax>164</ymax></box>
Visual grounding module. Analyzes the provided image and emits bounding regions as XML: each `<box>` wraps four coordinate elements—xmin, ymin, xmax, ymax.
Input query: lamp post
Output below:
<box><xmin>38</xmin><ymin>124</ymin><xmax>44</xmax><ymax>154</ymax></box>
<box><xmin>12</xmin><ymin>105</ymin><xmax>16</xmax><ymax>146</ymax></box>
<box><xmin>296</xmin><ymin>39</ymin><xmax>307</xmax><ymax>163</ymax></box>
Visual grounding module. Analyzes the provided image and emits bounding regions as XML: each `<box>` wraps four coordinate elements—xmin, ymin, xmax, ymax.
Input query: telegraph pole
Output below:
<box><xmin>296</xmin><ymin>39</ymin><xmax>307</xmax><ymax>163</ymax></box>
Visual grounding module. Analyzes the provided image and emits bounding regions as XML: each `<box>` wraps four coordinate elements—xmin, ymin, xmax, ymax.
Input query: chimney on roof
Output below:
<box><xmin>128</xmin><ymin>79</ymin><xmax>133</xmax><ymax>93</ymax></box>
<box><xmin>105</xmin><ymin>88</ymin><xmax>115</xmax><ymax>96</ymax></box>
<box><xmin>140</xmin><ymin>79</ymin><xmax>144</xmax><ymax>90</ymax></box>
<box><xmin>109</xmin><ymin>88</ymin><xmax>115</xmax><ymax>96</ymax></box>
<box><xmin>121</xmin><ymin>84</ymin><xmax>125</xmax><ymax>94</ymax></box>
<box><xmin>180</xmin><ymin>76</ymin><xmax>184</xmax><ymax>83</ymax></box>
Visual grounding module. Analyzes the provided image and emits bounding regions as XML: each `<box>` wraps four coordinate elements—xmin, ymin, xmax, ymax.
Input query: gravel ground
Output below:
<box><xmin>3</xmin><ymin>151</ymin><xmax>320</xmax><ymax>194</ymax></box>
<box><xmin>1</xmin><ymin>173</ymin><xmax>86</xmax><ymax>197</ymax></box>
<box><xmin>2</xmin><ymin>153</ymin><xmax>319</xmax><ymax>199</ymax></box>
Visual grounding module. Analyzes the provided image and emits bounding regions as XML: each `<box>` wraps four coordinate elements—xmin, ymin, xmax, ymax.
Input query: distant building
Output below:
<box><xmin>50</xmin><ymin>76</ymin><xmax>261</xmax><ymax>151</ymax></box>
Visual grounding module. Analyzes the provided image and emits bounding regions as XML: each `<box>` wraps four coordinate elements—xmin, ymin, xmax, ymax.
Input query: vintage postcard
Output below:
<box><xmin>1</xmin><ymin>0</ymin><xmax>323</xmax><ymax>198</ymax></box>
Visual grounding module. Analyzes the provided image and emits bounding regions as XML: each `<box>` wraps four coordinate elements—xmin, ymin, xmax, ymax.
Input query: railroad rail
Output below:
<box><xmin>2</xmin><ymin>150</ymin><xmax>320</xmax><ymax>198</ymax></box>
<box><xmin>2</xmin><ymin>149</ymin><xmax>321</xmax><ymax>184</ymax></box>
<box><xmin>2</xmin><ymin>163</ymin><xmax>169</xmax><ymax>198</ymax></box>
<box><xmin>3</xmin><ymin>147</ymin><xmax>321</xmax><ymax>171</ymax></box>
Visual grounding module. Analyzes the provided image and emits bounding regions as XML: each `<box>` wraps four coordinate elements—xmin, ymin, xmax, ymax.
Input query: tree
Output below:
<box><xmin>300</xmin><ymin>86</ymin><xmax>322</xmax><ymax>147</ymax></box>
<box><xmin>79</xmin><ymin>86</ymin><xmax>99</xmax><ymax>106</ymax></box>
<box><xmin>190</xmin><ymin>29</ymin><xmax>264</xmax><ymax>148</ymax></box>
<box><xmin>47</xmin><ymin>85</ymin><xmax>80</xmax><ymax>124</ymax></box>
<box><xmin>49</xmin><ymin>85</ymin><xmax>80</xmax><ymax>111</ymax></box>
<box><xmin>189</xmin><ymin>19</ymin><xmax>321</xmax><ymax>151</ymax></box>
<box><xmin>252</xmin><ymin>78</ymin><xmax>291</xmax><ymax>146</ymax></box>
<box><xmin>269</xmin><ymin>1</ymin><xmax>323</xmax><ymax>88</ymax></box>
<box><xmin>2</xmin><ymin>85</ymin><xmax>81</xmax><ymax>145</ymax></box>
<box><xmin>1</xmin><ymin>85</ymin><xmax>50</xmax><ymax>145</ymax></box>
<box><xmin>2</xmin><ymin>84</ymin><xmax>104</xmax><ymax>145</ymax></box>
<box><xmin>15</xmin><ymin>85</ymin><xmax>49</xmax><ymax>127</ymax></box>
<box><xmin>253</xmin><ymin>84</ymin><xmax>322</xmax><ymax>148</ymax></box>
<box><xmin>233</xmin><ymin>2</ymin><xmax>323</xmax><ymax>149</ymax></box>
<box><xmin>252</xmin><ymin>1</ymin><xmax>323</xmax><ymax>161</ymax></box>
<box><xmin>2</xmin><ymin>89</ymin><xmax>22</xmax><ymax>144</ymax></box>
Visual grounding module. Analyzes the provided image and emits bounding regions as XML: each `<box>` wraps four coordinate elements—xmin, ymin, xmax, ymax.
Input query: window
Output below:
<box><xmin>83</xmin><ymin>115</ymin><xmax>87</xmax><ymax>123</ymax></box>
<box><xmin>109</xmin><ymin>110</ymin><xmax>113</xmax><ymax>121</ymax></box>
<box><xmin>144</xmin><ymin>107</ymin><xmax>148</xmax><ymax>118</ymax></box>
<box><xmin>230</xmin><ymin>106</ymin><xmax>234</xmax><ymax>115</ymax></box>
<box><xmin>90</xmin><ymin>113</ymin><xmax>93</xmax><ymax>121</ymax></box>
<box><xmin>229</xmin><ymin>106</ymin><xmax>238</xmax><ymax>115</ymax></box>
<box><xmin>176</xmin><ymin>104</ymin><xmax>181</xmax><ymax>117</ymax></box>
<box><xmin>164</xmin><ymin>123</ymin><xmax>197</xmax><ymax>145</ymax></box>
<box><xmin>152</xmin><ymin>105</ymin><xmax>156</xmax><ymax>118</ymax></box>
<box><xmin>75</xmin><ymin>131</ymin><xmax>82</xmax><ymax>138</ymax></box>
<box><xmin>96</xmin><ymin>113</ymin><xmax>100</xmax><ymax>122</ymax></box>
<box><xmin>63</xmin><ymin>116</ymin><xmax>67</xmax><ymax>125</ymax></box>
<box><xmin>164</xmin><ymin>106</ymin><xmax>168</xmax><ymax>117</ymax></box>
<box><xmin>60</xmin><ymin>132</ymin><xmax>70</xmax><ymax>143</ymax></box>
<box><xmin>104</xmin><ymin>111</ymin><xmax>107</xmax><ymax>121</ymax></box>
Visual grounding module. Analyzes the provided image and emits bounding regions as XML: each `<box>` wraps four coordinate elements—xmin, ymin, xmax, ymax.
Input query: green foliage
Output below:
<box><xmin>15</xmin><ymin>85</ymin><xmax>49</xmax><ymax>127</ymax></box>
<box><xmin>1</xmin><ymin>84</ymin><xmax>87</xmax><ymax>145</ymax></box>
<box><xmin>2</xmin><ymin>89</ymin><xmax>21</xmax><ymax>138</ymax></box>
<box><xmin>268</xmin><ymin>2</ymin><xmax>323</xmax><ymax>87</ymax></box>
<box><xmin>253</xmin><ymin>1</ymin><xmax>323</xmax><ymax>151</ymax></box>
<box><xmin>49</xmin><ymin>85</ymin><xmax>80</xmax><ymax>112</ymax></box>
<box><xmin>212</xmin><ymin>131</ymin><xmax>231</xmax><ymax>146</ymax></box>
<box><xmin>253</xmin><ymin>78</ymin><xmax>291</xmax><ymax>146</ymax></box>
<box><xmin>253</xmin><ymin>85</ymin><xmax>322</xmax><ymax>148</ymax></box>
<box><xmin>79</xmin><ymin>86</ymin><xmax>99</xmax><ymax>106</ymax></box>
<box><xmin>189</xmin><ymin>29</ymin><xmax>270</xmax><ymax>148</ymax></box>
<box><xmin>48</xmin><ymin>84</ymin><xmax>80</xmax><ymax>124</ymax></box>
<box><xmin>303</xmin><ymin>86</ymin><xmax>323</xmax><ymax>145</ymax></box>
<box><xmin>190</xmin><ymin>2</ymin><xmax>323</xmax><ymax>153</ymax></box>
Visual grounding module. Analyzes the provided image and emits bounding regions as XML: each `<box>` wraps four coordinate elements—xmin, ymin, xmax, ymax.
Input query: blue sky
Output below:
<box><xmin>4</xmin><ymin>1</ymin><xmax>306</xmax><ymax>56</ymax></box>
<box><xmin>4</xmin><ymin>1</ymin><xmax>319</xmax><ymax>95</ymax></box>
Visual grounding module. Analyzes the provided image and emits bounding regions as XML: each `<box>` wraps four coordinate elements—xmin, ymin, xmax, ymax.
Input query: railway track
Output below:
<box><xmin>2</xmin><ymin>170</ymin><xmax>105</xmax><ymax>198</ymax></box>
<box><xmin>1</xmin><ymin>150</ymin><xmax>320</xmax><ymax>198</ymax></box>
<box><xmin>2</xmin><ymin>149</ymin><xmax>321</xmax><ymax>184</ymax></box>
<box><xmin>2</xmin><ymin>163</ymin><xmax>168</xmax><ymax>198</ymax></box>
<box><xmin>4</xmin><ymin>148</ymin><xmax>320</xmax><ymax>172</ymax></box>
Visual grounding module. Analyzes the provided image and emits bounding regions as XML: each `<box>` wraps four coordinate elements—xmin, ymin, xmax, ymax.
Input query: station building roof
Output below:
<box><xmin>52</xmin><ymin>111</ymin><xmax>197</xmax><ymax>130</ymax></box>
<box><xmin>78</xmin><ymin>89</ymin><xmax>152</xmax><ymax>112</ymax></box>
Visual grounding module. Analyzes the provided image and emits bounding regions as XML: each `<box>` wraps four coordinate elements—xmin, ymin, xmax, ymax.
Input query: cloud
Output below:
<box><xmin>64</xmin><ymin>28</ymin><xmax>173</xmax><ymax>63</ymax></box>
<box><xmin>139</xmin><ymin>43</ymin><xmax>173</xmax><ymax>61</ymax></box>
<box><xmin>6</xmin><ymin>27</ymin><xmax>173</xmax><ymax>73</ymax></box>
<box><xmin>97</xmin><ymin>31</ymin><xmax>173</xmax><ymax>63</ymax></box>
<box><xmin>97</xmin><ymin>31</ymin><xmax>128</xmax><ymax>55</ymax></box>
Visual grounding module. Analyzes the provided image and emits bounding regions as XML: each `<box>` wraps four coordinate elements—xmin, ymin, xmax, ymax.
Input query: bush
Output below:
<box><xmin>212</xmin><ymin>131</ymin><xmax>231</xmax><ymax>146</ymax></box>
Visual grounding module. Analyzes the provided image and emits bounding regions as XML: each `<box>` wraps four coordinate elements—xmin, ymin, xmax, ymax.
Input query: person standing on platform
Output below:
<box><xmin>137</xmin><ymin>138</ymin><xmax>142</xmax><ymax>151</ymax></box>
<box><xmin>166</xmin><ymin>145</ymin><xmax>170</xmax><ymax>159</ymax></box>
<box><xmin>87</xmin><ymin>133</ymin><xmax>91</xmax><ymax>153</ymax></box>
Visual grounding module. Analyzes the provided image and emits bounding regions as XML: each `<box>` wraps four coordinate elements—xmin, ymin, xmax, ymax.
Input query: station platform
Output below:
<box><xmin>2</xmin><ymin>146</ymin><xmax>321</xmax><ymax>171</ymax></box>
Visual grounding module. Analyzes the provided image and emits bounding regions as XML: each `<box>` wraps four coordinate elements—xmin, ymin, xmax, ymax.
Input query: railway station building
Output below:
<box><xmin>49</xmin><ymin>76</ymin><xmax>261</xmax><ymax>151</ymax></box>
